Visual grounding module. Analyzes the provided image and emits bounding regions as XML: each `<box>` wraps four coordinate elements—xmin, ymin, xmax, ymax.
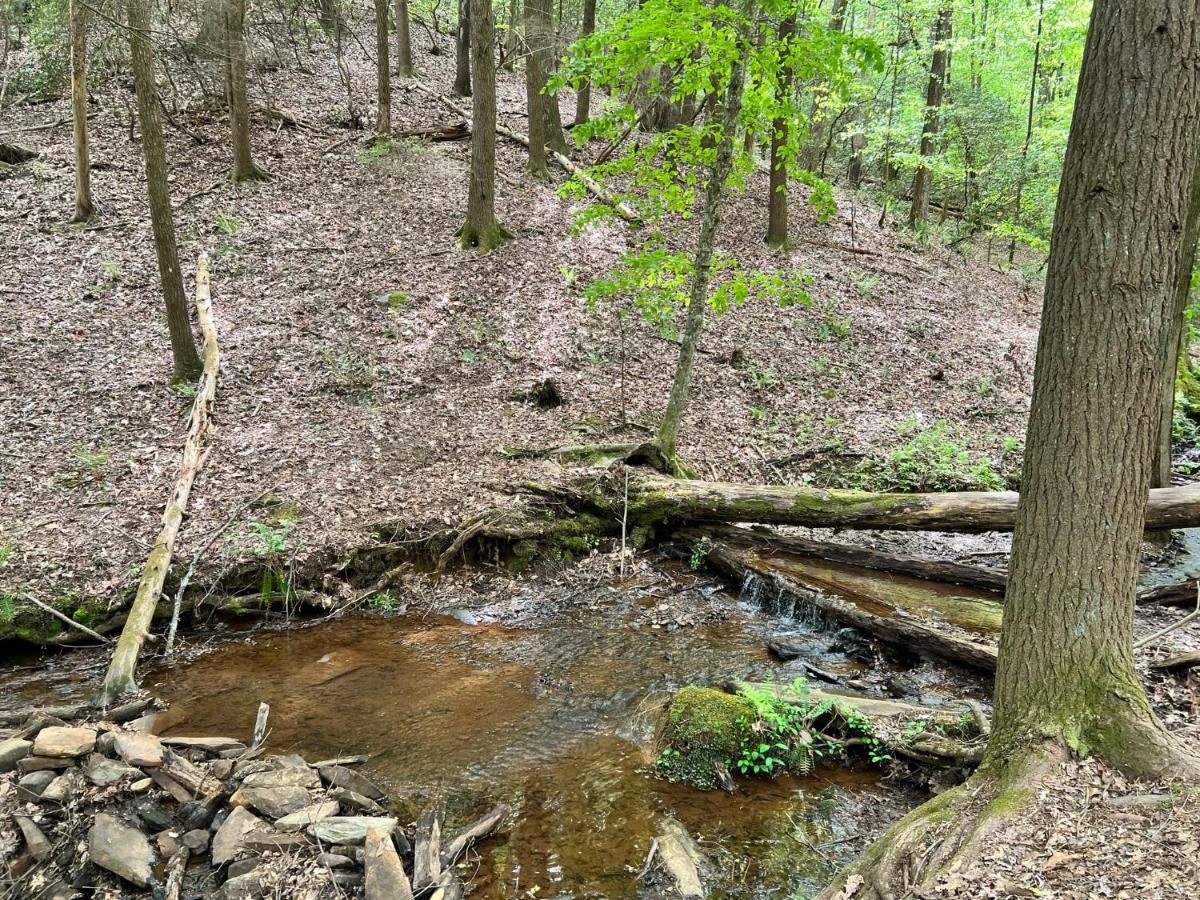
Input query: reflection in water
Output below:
<box><xmin>144</xmin><ymin>608</ymin><xmax>894</xmax><ymax>898</ymax></box>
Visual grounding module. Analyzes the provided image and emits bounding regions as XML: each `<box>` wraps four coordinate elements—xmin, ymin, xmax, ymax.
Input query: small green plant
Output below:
<box><xmin>215</xmin><ymin>209</ymin><xmax>243</xmax><ymax>236</ymax></box>
<box><xmin>906</xmin><ymin>317</ymin><xmax>932</xmax><ymax>339</ymax></box>
<box><xmin>368</xmin><ymin>592</ymin><xmax>401</xmax><ymax>613</ymax></box>
<box><xmin>76</xmin><ymin>446</ymin><xmax>109</xmax><ymax>471</ymax></box>
<box><xmin>689</xmin><ymin>539</ymin><xmax>711</xmax><ymax>570</ymax></box>
<box><xmin>559</xmin><ymin>264</ymin><xmax>578</xmax><ymax>286</ymax></box>
<box><xmin>386</xmin><ymin>290</ymin><xmax>409</xmax><ymax>311</ymax></box>
<box><xmin>976</xmin><ymin>375</ymin><xmax>995</xmax><ymax>396</ymax></box>
<box><xmin>814</xmin><ymin>301</ymin><xmax>852</xmax><ymax>340</ymax></box>
<box><xmin>854</xmin><ymin>273</ymin><xmax>880</xmax><ymax>301</ymax></box>
<box><xmin>321</xmin><ymin>349</ymin><xmax>377</xmax><ymax>403</ymax></box>
<box><xmin>461</xmin><ymin>348</ymin><xmax>478</xmax><ymax>364</ymax></box>
<box><xmin>747</xmin><ymin>366</ymin><xmax>779</xmax><ymax>389</ymax></box>
<box><xmin>361</xmin><ymin>135</ymin><xmax>395</xmax><ymax>160</ymax></box>
<box><xmin>0</xmin><ymin>544</ymin><xmax>12</xmax><ymax>569</ymax></box>
<box><xmin>246</xmin><ymin>521</ymin><xmax>290</xmax><ymax>555</ymax></box>
<box><xmin>853</xmin><ymin>420</ymin><xmax>1005</xmax><ymax>492</ymax></box>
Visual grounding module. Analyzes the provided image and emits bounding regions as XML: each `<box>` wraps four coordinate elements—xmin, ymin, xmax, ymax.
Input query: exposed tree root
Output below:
<box><xmin>819</xmin><ymin>746</ymin><xmax>1066</xmax><ymax>900</ymax></box>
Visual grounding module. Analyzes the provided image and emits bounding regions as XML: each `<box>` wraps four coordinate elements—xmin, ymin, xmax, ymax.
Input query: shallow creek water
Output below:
<box><xmin>0</xmin><ymin>556</ymin><xmax>988</xmax><ymax>898</ymax></box>
<box><xmin>142</xmin><ymin>599</ymin><xmax>897</xmax><ymax>899</ymax></box>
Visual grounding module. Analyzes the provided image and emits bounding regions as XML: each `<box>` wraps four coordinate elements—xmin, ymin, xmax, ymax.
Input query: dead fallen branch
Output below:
<box><xmin>396</xmin><ymin>121</ymin><xmax>470</xmax><ymax>141</ymax></box>
<box><xmin>1137</xmin><ymin>578</ymin><xmax>1200</xmax><ymax>608</ymax></box>
<box><xmin>99</xmin><ymin>254</ymin><xmax>220</xmax><ymax>705</ymax></box>
<box><xmin>407</xmin><ymin>80</ymin><xmax>642</xmax><ymax>224</ymax></box>
<box><xmin>23</xmin><ymin>594</ymin><xmax>109</xmax><ymax>643</ymax></box>
<box><xmin>0</xmin><ymin>141</ymin><xmax>37</xmax><ymax>164</ymax></box>
<box><xmin>1151</xmin><ymin>649</ymin><xmax>1200</xmax><ymax>673</ymax></box>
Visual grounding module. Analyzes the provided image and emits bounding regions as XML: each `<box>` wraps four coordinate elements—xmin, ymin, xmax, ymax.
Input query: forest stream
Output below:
<box><xmin>0</xmin><ymin>549</ymin><xmax>1022</xmax><ymax>898</ymax></box>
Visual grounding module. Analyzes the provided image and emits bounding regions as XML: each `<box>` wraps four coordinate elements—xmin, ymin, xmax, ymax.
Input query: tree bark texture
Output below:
<box><xmin>394</xmin><ymin>0</ymin><xmax>414</xmax><ymax>76</ymax></box>
<box><xmin>989</xmin><ymin>0</ymin><xmax>1200</xmax><ymax>779</ymax></box>
<box><xmin>656</xmin><ymin>0</ymin><xmax>759</xmax><ymax>460</ymax></box>
<box><xmin>459</xmin><ymin>0</ymin><xmax>509</xmax><ymax>251</ymax></box>
<box><xmin>127</xmin><ymin>0</ymin><xmax>203</xmax><ymax>383</ymax></box>
<box><xmin>908</xmin><ymin>4</ymin><xmax>952</xmax><ymax>228</ymax></box>
<box><xmin>68</xmin><ymin>0</ymin><xmax>94</xmax><ymax>223</ymax></box>
<box><xmin>454</xmin><ymin>0</ymin><xmax>472</xmax><ymax>96</ymax></box>
<box><xmin>226</xmin><ymin>0</ymin><xmax>265</xmax><ymax>181</ymax></box>
<box><xmin>374</xmin><ymin>0</ymin><xmax>392</xmax><ymax>134</ymax></box>
<box><xmin>523</xmin><ymin>0</ymin><xmax>549</xmax><ymax>177</ymax></box>
<box><xmin>573</xmin><ymin>0</ymin><xmax>596</xmax><ymax>126</ymax></box>
<box><xmin>764</xmin><ymin>14</ymin><xmax>796</xmax><ymax>248</ymax></box>
<box><xmin>529</xmin><ymin>0</ymin><xmax>567</xmax><ymax>154</ymax></box>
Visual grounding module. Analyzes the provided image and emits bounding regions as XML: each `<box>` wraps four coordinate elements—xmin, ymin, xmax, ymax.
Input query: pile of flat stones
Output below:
<box><xmin>1</xmin><ymin>708</ymin><xmax>508</xmax><ymax>899</ymax></box>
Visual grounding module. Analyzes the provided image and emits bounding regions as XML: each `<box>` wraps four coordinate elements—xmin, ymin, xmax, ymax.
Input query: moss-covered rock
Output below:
<box><xmin>657</xmin><ymin>686</ymin><xmax>753</xmax><ymax>790</ymax></box>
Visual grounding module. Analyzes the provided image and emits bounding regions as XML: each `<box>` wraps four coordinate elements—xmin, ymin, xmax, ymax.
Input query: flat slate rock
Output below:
<box><xmin>89</xmin><ymin>813</ymin><xmax>155</xmax><ymax>887</ymax></box>
<box><xmin>319</xmin><ymin>765</ymin><xmax>386</xmax><ymax>800</ymax></box>
<box><xmin>114</xmin><ymin>732</ymin><xmax>163</xmax><ymax>768</ymax></box>
<box><xmin>311</xmin><ymin>816</ymin><xmax>398</xmax><ymax>846</ymax></box>
<box><xmin>276</xmin><ymin>800</ymin><xmax>340</xmax><ymax>832</ymax></box>
<box><xmin>0</xmin><ymin>737</ymin><xmax>32</xmax><ymax>772</ymax></box>
<box><xmin>15</xmin><ymin>814</ymin><xmax>52</xmax><ymax>861</ymax></box>
<box><xmin>241</xmin><ymin>766</ymin><xmax>321</xmax><ymax>790</ymax></box>
<box><xmin>19</xmin><ymin>755</ymin><xmax>77</xmax><ymax>774</ymax></box>
<box><xmin>17</xmin><ymin>769</ymin><xmax>56</xmax><ymax>802</ymax></box>
<box><xmin>32</xmin><ymin>726</ymin><xmax>96</xmax><ymax>758</ymax></box>
<box><xmin>235</xmin><ymin>784</ymin><xmax>315</xmax><ymax>820</ymax></box>
<box><xmin>365</xmin><ymin>825</ymin><xmax>414</xmax><ymax>900</ymax></box>
<box><xmin>84</xmin><ymin>753</ymin><xmax>140</xmax><ymax>787</ymax></box>
<box><xmin>212</xmin><ymin>806</ymin><xmax>265</xmax><ymax>865</ymax></box>
<box><xmin>329</xmin><ymin>786</ymin><xmax>386</xmax><ymax>814</ymax></box>
<box><xmin>161</xmin><ymin>735</ymin><xmax>246</xmax><ymax>753</ymax></box>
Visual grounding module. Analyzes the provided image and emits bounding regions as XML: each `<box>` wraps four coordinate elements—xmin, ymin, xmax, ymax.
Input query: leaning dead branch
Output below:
<box><xmin>99</xmin><ymin>254</ymin><xmax>219</xmax><ymax>705</ymax></box>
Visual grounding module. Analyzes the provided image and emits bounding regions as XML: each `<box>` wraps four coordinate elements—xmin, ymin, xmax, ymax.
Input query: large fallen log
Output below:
<box><xmin>683</xmin><ymin>525</ymin><xmax>1008</xmax><ymax>593</ymax></box>
<box><xmin>624</xmin><ymin>473</ymin><xmax>1200</xmax><ymax>533</ymax></box>
<box><xmin>99</xmin><ymin>254</ymin><xmax>219</xmax><ymax>705</ymax></box>
<box><xmin>704</xmin><ymin>539</ymin><xmax>999</xmax><ymax>673</ymax></box>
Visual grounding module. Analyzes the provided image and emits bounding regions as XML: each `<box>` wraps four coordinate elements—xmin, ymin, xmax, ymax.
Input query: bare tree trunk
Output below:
<box><xmin>573</xmin><ymin>0</ymin><xmax>595</xmax><ymax>126</ymax></box>
<box><xmin>530</xmin><ymin>0</ymin><xmax>567</xmax><ymax>154</ymax></box>
<box><xmin>374</xmin><ymin>0</ymin><xmax>391</xmax><ymax>134</ymax></box>
<box><xmin>523</xmin><ymin>0</ymin><xmax>549</xmax><ymax>178</ymax></box>
<box><xmin>196</xmin><ymin>0</ymin><xmax>225</xmax><ymax>56</ymax></box>
<box><xmin>989</xmin><ymin>0</ymin><xmax>1200</xmax><ymax>780</ymax></box>
<box><xmin>501</xmin><ymin>0</ymin><xmax>520</xmax><ymax>72</ymax></box>
<box><xmin>764</xmin><ymin>13</ymin><xmax>796</xmax><ymax>248</ymax></box>
<box><xmin>454</xmin><ymin>0</ymin><xmax>472</xmax><ymax>96</ymax></box>
<box><xmin>458</xmin><ymin>0</ymin><xmax>509</xmax><ymax>251</ymax></box>
<box><xmin>226</xmin><ymin>0</ymin><xmax>267</xmax><ymax>181</ymax></box>
<box><xmin>908</xmin><ymin>4</ymin><xmax>952</xmax><ymax>228</ymax></box>
<box><xmin>1008</xmin><ymin>0</ymin><xmax>1043</xmax><ymax>263</ymax></box>
<box><xmin>394</xmin><ymin>0</ymin><xmax>414</xmax><ymax>76</ymax></box>
<box><xmin>127</xmin><ymin>0</ymin><xmax>202</xmax><ymax>384</ymax></box>
<box><xmin>656</xmin><ymin>0</ymin><xmax>759</xmax><ymax>462</ymax></box>
<box><xmin>1150</xmin><ymin>183</ymin><xmax>1200</xmax><ymax>491</ymax></box>
<box><xmin>315</xmin><ymin>0</ymin><xmax>338</xmax><ymax>34</ymax></box>
<box><xmin>68</xmin><ymin>0</ymin><xmax>94</xmax><ymax>223</ymax></box>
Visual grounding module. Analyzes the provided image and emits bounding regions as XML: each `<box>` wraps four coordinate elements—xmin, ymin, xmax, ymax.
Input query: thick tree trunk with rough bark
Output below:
<box><xmin>908</xmin><ymin>4</ymin><xmax>952</xmax><ymax>228</ymax></box>
<box><xmin>656</xmin><ymin>0</ymin><xmax>758</xmax><ymax>461</ymax></box>
<box><xmin>821</xmin><ymin>13</ymin><xmax>1200</xmax><ymax>891</ymax></box>
<box><xmin>226</xmin><ymin>0</ymin><xmax>266</xmax><ymax>181</ymax></box>
<box><xmin>68</xmin><ymin>0</ymin><xmax>93</xmax><ymax>223</ymax></box>
<box><xmin>459</xmin><ymin>0</ymin><xmax>509</xmax><ymax>251</ymax></box>
<box><xmin>127</xmin><ymin>0</ymin><xmax>203</xmax><ymax>384</ymax></box>
<box><xmin>374</xmin><ymin>0</ymin><xmax>392</xmax><ymax>134</ymax></box>
<box><xmin>523</xmin><ymin>0</ymin><xmax>549</xmax><ymax>178</ymax></box>
<box><xmin>454</xmin><ymin>0</ymin><xmax>472</xmax><ymax>96</ymax></box>
<box><xmin>529</xmin><ymin>0</ymin><xmax>567</xmax><ymax>154</ymax></box>
<box><xmin>764</xmin><ymin>14</ymin><xmax>795</xmax><ymax>248</ymax></box>
<box><xmin>573</xmin><ymin>0</ymin><xmax>595</xmax><ymax>126</ymax></box>
<box><xmin>394</xmin><ymin>0</ymin><xmax>414</xmax><ymax>77</ymax></box>
<box><xmin>988</xmin><ymin>0</ymin><xmax>1200</xmax><ymax>781</ymax></box>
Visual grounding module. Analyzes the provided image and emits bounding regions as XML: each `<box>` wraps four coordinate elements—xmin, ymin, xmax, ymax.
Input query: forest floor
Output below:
<box><xmin>0</xmin><ymin>33</ymin><xmax>1044</xmax><ymax>617</ymax></box>
<box><xmin>2</xmin><ymin>27</ymin><xmax>1199</xmax><ymax>899</ymax></box>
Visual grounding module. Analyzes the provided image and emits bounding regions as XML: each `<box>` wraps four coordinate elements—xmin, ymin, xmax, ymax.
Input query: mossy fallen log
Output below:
<box><xmin>622</xmin><ymin>473</ymin><xmax>1200</xmax><ymax>533</ymax></box>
